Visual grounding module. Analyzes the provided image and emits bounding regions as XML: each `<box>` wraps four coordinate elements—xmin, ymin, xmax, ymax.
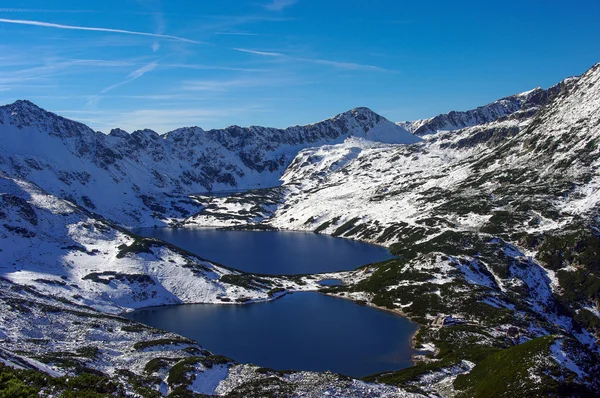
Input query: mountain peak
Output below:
<box><xmin>0</xmin><ymin>99</ymin><xmax>77</xmax><ymax>125</ymax></box>
<box><xmin>108</xmin><ymin>128</ymin><xmax>129</xmax><ymax>138</ymax></box>
<box><xmin>404</xmin><ymin>78</ymin><xmax>582</xmax><ymax>136</ymax></box>
<box><xmin>349</xmin><ymin>106</ymin><xmax>376</xmax><ymax>113</ymax></box>
<box><xmin>337</xmin><ymin>107</ymin><xmax>381</xmax><ymax>120</ymax></box>
<box><xmin>2</xmin><ymin>99</ymin><xmax>47</xmax><ymax>115</ymax></box>
<box><xmin>9</xmin><ymin>99</ymin><xmax>38</xmax><ymax>107</ymax></box>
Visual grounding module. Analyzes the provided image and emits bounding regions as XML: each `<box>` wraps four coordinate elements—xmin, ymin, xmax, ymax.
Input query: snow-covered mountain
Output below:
<box><xmin>1</xmin><ymin>63</ymin><xmax>599</xmax><ymax>396</ymax></box>
<box><xmin>0</xmin><ymin>103</ymin><xmax>418</xmax><ymax>226</ymax></box>
<box><xmin>0</xmin><ymin>173</ymin><xmax>328</xmax><ymax>314</ymax></box>
<box><xmin>184</xmin><ymin>63</ymin><xmax>600</xmax><ymax>395</ymax></box>
<box><xmin>398</xmin><ymin>76</ymin><xmax>579</xmax><ymax>136</ymax></box>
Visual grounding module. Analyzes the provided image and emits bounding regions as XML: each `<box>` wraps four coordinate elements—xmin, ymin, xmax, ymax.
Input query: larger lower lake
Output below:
<box><xmin>134</xmin><ymin>228</ymin><xmax>395</xmax><ymax>275</ymax></box>
<box><xmin>126</xmin><ymin>292</ymin><xmax>417</xmax><ymax>378</ymax></box>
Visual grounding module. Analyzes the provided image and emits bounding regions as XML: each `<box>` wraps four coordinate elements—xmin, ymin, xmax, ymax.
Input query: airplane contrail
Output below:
<box><xmin>0</xmin><ymin>18</ymin><xmax>201</xmax><ymax>44</ymax></box>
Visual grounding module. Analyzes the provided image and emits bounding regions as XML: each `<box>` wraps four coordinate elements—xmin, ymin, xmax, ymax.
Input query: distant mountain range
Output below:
<box><xmin>397</xmin><ymin>76</ymin><xmax>579</xmax><ymax>135</ymax></box>
<box><xmin>0</xmin><ymin>102</ymin><xmax>418</xmax><ymax>226</ymax></box>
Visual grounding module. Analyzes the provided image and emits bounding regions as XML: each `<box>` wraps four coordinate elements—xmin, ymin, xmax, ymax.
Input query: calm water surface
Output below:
<box><xmin>134</xmin><ymin>228</ymin><xmax>395</xmax><ymax>275</ymax></box>
<box><xmin>129</xmin><ymin>228</ymin><xmax>413</xmax><ymax>377</ymax></box>
<box><xmin>126</xmin><ymin>292</ymin><xmax>417</xmax><ymax>378</ymax></box>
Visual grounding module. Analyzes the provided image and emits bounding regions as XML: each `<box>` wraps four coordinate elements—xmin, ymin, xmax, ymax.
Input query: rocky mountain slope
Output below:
<box><xmin>1</xmin><ymin>172</ymin><xmax>409</xmax><ymax>396</ymax></box>
<box><xmin>0</xmin><ymin>173</ymin><xmax>317</xmax><ymax>314</ymax></box>
<box><xmin>186</xmin><ymin>63</ymin><xmax>600</xmax><ymax>395</ymax></box>
<box><xmin>0</xmin><ymin>273</ymin><xmax>418</xmax><ymax>397</ymax></box>
<box><xmin>1</xmin><ymin>63</ymin><xmax>599</xmax><ymax>396</ymax></box>
<box><xmin>398</xmin><ymin>76</ymin><xmax>579</xmax><ymax>136</ymax></box>
<box><xmin>0</xmin><ymin>102</ymin><xmax>419</xmax><ymax>227</ymax></box>
<box><xmin>0</xmin><ymin>104</ymin><xmax>425</xmax><ymax>396</ymax></box>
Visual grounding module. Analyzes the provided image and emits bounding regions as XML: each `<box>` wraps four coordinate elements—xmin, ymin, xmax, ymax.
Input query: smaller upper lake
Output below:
<box><xmin>134</xmin><ymin>228</ymin><xmax>395</xmax><ymax>275</ymax></box>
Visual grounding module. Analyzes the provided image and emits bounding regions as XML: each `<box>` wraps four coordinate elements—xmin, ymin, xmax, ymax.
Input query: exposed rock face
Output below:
<box><xmin>399</xmin><ymin>77</ymin><xmax>580</xmax><ymax>136</ymax></box>
<box><xmin>1</xmin><ymin>64</ymin><xmax>599</xmax><ymax>397</ymax></box>
<box><xmin>0</xmin><ymin>103</ymin><xmax>418</xmax><ymax>226</ymax></box>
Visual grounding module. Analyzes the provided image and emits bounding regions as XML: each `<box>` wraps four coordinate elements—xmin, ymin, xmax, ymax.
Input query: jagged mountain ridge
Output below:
<box><xmin>184</xmin><ymin>63</ymin><xmax>600</xmax><ymax>395</ymax></box>
<box><xmin>0</xmin><ymin>102</ymin><xmax>419</xmax><ymax>226</ymax></box>
<box><xmin>0</xmin><ymin>173</ymin><xmax>317</xmax><ymax>314</ymax></box>
<box><xmin>1</xmin><ymin>62</ymin><xmax>599</xmax><ymax>396</ymax></box>
<box><xmin>0</xmin><ymin>172</ymin><xmax>420</xmax><ymax>397</ymax></box>
<box><xmin>398</xmin><ymin>76</ymin><xmax>580</xmax><ymax>136</ymax></box>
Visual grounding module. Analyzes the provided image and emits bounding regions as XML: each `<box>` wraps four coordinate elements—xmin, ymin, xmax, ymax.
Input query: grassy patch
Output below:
<box><xmin>452</xmin><ymin>336</ymin><xmax>592</xmax><ymax>398</ymax></box>
<box><xmin>0</xmin><ymin>363</ymin><xmax>121</xmax><ymax>397</ymax></box>
<box><xmin>314</xmin><ymin>216</ymin><xmax>341</xmax><ymax>233</ymax></box>
<box><xmin>116</xmin><ymin>239</ymin><xmax>154</xmax><ymax>258</ymax></box>
<box><xmin>537</xmin><ymin>227</ymin><xmax>600</xmax><ymax>272</ymax></box>
<box><xmin>220</xmin><ymin>274</ymin><xmax>272</xmax><ymax>289</ymax></box>
<box><xmin>167</xmin><ymin>357</ymin><xmax>202</xmax><ymax>387</ymax></box>
<box><xmin>144</xmin><ymin>357</ymin><xmax>175</xmax><ymax>374</ymax></box>
<box><xmin>200</xmin><ymin>355</ymin><xmax>233</xmax><ymax>369</ymax></box>
<box><xmin>133</xmin><ymin>337</ymin><xmax>194</xmax><ymax>351</ymax></box>
<box><xmin>332</xmin><ymin>217</ymin><xmax>360</xmax><ymax>237</ymax></box>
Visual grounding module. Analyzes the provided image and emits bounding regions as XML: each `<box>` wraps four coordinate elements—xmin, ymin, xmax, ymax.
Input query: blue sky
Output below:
<box><xmin>0</xmin><ymin>0</ymin><xmax>599</xmax><ymax>133</ymax></box>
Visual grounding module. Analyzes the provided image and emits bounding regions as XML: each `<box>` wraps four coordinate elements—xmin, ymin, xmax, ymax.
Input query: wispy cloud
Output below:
<box><xmin>61</xmin><ymin>106</ymin><xmax>269</xmax><ymax>133</ymax></box>
<box><xmin>0</xmin><ymin>56</ymin><xmax>134</xmax><ymax>69</ymax></box>
<box><xmin>0</xmin><ymin>18</ymin><xmax>201</xmax><ymax>44</ymax></box>
<box><xmin>128</xmin><ymin>62</ymin><xmax>159</xmax><ymax>80</ymax></box>
<box><xmin>62</xmin><ymin>59</ymin><xmax>136</xmax><ymax>67</ymax></box>
<box><xmin>182</xmin><ymin>76</ymin><xmax>298</xmax><ymax>92</ymax></box>
<box><xmin>164</xmin><ymin>63</ymin><xmax>267</xmax><ymax>72</ymax></box>
<box><xmin>233</xmin><ymin>48</ymin><xmax>284</xmax><ymax>57</ymax></box>
<box><xmin>100</xmin><ymin>61</ymin><xmax>159</xmax><ymax>94</ymax></box>
<box><xmin>311</xmin><ymin>59</ymin><xmax>386</xmax><ymax>71</ymax></box>
<box><xmin>183</xmin><ymin>79</ymin><xmax>265</xmax><ymax>92</ymax></box>
<box><xmin>215</xmin><ymin>31</ymin><xmax>262</xmax><ymax>36</ymax></box>
<box><xmin>0</xmin><ymin>8</ymin><xmax>97</xmax><ymax>13</ymax></box>
<box><xmin>141</xmin><ymin>0</ymin><xmax>166</xmax><ymax>52</ymax></box>
<box><xmin>232</xmin><ymin>47</ymin><xmax>389</xmax><ymax>72</ymax></box>
<box><xmin>262</xmin><ymin>0</ymin><xmax>299</xmax><ymax>11</ymax></box>
<box><xmin>0</xmin><ymin>58</ymin><xmax>136</xmax><ymax>89</ymax></box>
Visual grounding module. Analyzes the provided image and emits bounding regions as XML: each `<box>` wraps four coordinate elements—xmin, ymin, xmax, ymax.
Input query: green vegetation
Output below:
<box><xmin>116</xmin><ymin>238</ymin><xmax>154</xmax><ymax>258</ymax></box>
<box><xmin>133</xmin><ymin>337</ymin><xmax>194</xmax><ymax>351</ymax></box>
<box><xmin>332</xmin><ymin>217</ymin><xmax>360</xmax><ymax>237</ymax></box>
<box><xmin>314</xmin><ymin>216</ymin><xmax>340</xmax><ymax>233</ymax></box>
<box><xmin>557</xmin><ymin>269</ymin><xmax>600</xmax><ymax>306</ymax></box>
<box><xmin>537</xmin><ymin>227</ymin><xmax>600</xmax><ymax>271</ymax></box>
<box><xmin>121</xmin><ymin>324</ymin><xmax>154</xmax><ymax>333</ymax></box>
<box><xmin>220</xmin><ymin>274</ymin><xmax>271</xmax><ymax>289</ymax></box>
<box><xmin>144</xmin><ymin>357</ymin><xmax>173</xmax><ymax>374</ymax></box>
<box><xmin>83</xmin><ymin>271</ymin><xmax>155</xmax><ymax>286</ymax></box>
<box><xmin>267</xmin><ymin>287</ymin><xmax>286</xmax><ymax>297</ymax></box>
<box><xmin>480</xmin><ymin>210</ymin><xmax>527</xmax><ymax>235</ymax></box>
<box><xmin>366</xmin><ymin>325</ymin><xmax>503</xmax><ymax>386</ymax></box>
<box><xmin>453</xmin><ymin>336</ymin><xmax>594</xmax><ymax>397</ymax></box>
<box><xmin>535</xmin><ymin>226</ymin><xmax>600</xmax><ymax>336</ymax></box>
<box><xmin>167</xmin><ymin>357</ymin><xmax>202</xmax><ymax>387</ymax></box>
<box><xmin>200</xmin><ymin>355</ymin><xmax>233</xmax><ymax>369</ymax></box>
<box><xmin>76</xmin><ymin>346</ymin><xmax>100</xmax><ymax>359</ymax></box>
<box><xmin>115</xmin><ymin>369</ymin><xmax>162</xmax><ymax>398</ymax></box>
<box><xmin>226</xmin><ymin>376</ymin><xmax>294</xmax><ymax>397</ymax></box>
<box><xmin>0</xmin><ymin>363</ymin><xmax>120</xmax><ymax>397</ymax></box>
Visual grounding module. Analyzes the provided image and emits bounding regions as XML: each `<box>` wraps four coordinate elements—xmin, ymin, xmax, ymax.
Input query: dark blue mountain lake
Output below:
<box><xmin>133</xmin><ymin>228</ymin><xmax>395</xmax><ymax>275</ymax></box>
<box><xmin>126</xmin><ymin>292</ymin><xmax>417</xmax><ymax>377</ymax></box>
<box><xmin>128</xmin><ymin>228</ymin><xmax>412</xmax><ymax>376</ymax></box>
<box><xmin>318</xmin><ymin>278</ymin><xmax>344</xmax><ymax>286</ymax></box>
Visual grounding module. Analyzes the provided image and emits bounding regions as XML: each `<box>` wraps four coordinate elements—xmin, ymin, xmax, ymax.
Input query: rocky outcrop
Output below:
<box><xmin>400</xmin><ymin>76</ymin><xmax>580</xmax><ymax>135</ymax></box>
